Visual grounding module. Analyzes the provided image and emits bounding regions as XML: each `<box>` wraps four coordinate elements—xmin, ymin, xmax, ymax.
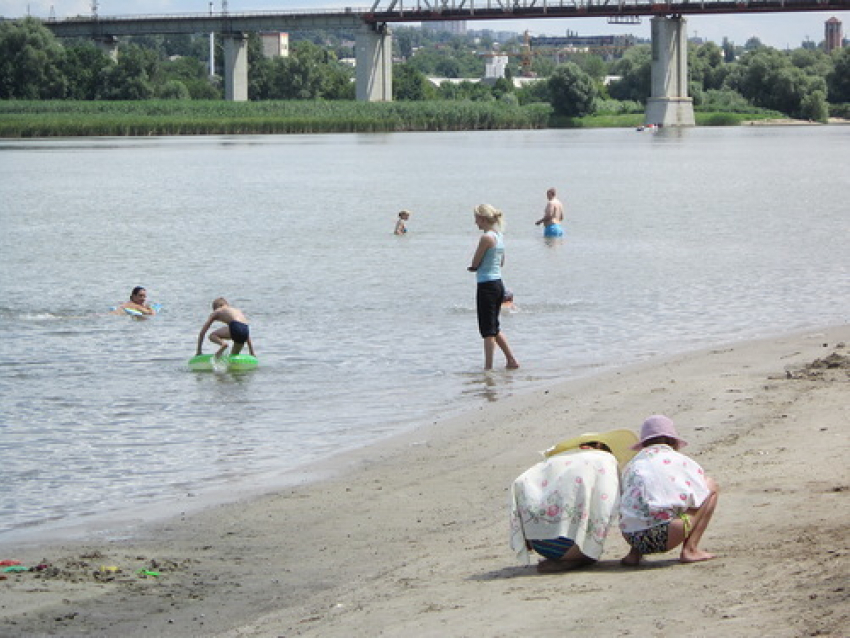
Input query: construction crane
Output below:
<box><xmin>479</xmin><ymin>30</ymin><xmax>636</xmax><ymax>78</ymax></box>
<box><xmin>476</xmin><ymin>31</ymin><xmax>539</xmax><ymax>78</ymax></box>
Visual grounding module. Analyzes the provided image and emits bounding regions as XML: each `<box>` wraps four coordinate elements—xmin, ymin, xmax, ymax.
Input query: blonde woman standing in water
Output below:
<box><xmin>467</xmin><ymin>204</ymin><xmax>520</xmax><ymax>370</ymax></box>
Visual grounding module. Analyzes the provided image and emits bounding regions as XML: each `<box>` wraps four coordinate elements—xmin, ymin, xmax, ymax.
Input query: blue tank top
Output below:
<box><xmin>476</xmin><ymin>231</ymin><xmax>504</xmax><ymax>283</ymax></box>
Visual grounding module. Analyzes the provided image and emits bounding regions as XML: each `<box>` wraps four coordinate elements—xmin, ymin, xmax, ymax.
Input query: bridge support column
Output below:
<box><xmin>645</xmin><ymin>16</ymin><xmax>695</xmax><ymax>127</ymax></box>
<box><xmin>94</xmin><ymin>36</ymin><xmax>119</xmax><ymax>62</ymax></box>
<box><xmin>356</xmin><ymin>24</ymin><xmax>392</xmax><ymax>102</ymax></box>
<box><xmin>224</xmin><ymin>33</ymin><xmax>249</xmax><ymax>102</ymax></box>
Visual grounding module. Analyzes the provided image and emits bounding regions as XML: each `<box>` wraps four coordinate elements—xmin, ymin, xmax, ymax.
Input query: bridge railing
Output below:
<box><xmin>44</xmin><ymin>8</ymin><xmax>372</xmax><ymax>23</ymax></box>
<box><xmin>367</xmin><ymin>0</ymin><xmax>850</xmax><ymax>14</ymax></box>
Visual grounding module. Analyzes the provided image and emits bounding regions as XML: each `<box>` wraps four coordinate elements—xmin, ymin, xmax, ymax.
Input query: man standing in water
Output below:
<box><xmin>535</xmin><ymin>187</ymin><xmax>565</xmax><ymax>238</ymax></box>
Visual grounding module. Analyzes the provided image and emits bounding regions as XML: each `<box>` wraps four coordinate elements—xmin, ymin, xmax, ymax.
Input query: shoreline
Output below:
<box><xmin>3</xmin><ymin>100</ymin><xmax>845</xmax><ymax>139</ymax></box>
<box><xmin>0</xmin><ymin>322</ymin><xmax>824</xmax><ymax>548</ymax></box>
<box><xmin>2</xmin><ymin>325</ymin><xmax>848</xmax><ymax>637</ymax></box>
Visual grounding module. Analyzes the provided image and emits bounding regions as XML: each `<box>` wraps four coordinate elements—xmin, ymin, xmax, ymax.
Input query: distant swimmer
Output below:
<box><xmin>196</xmin><ymin>297</ymin><xmax>256</xmax><ymax>359</ymax></box>
<box><xmin>112</xmin><ymin>286</ymin><xmax>157</xmax><ymax>316</ymax></box>
<box><xmin>394</xmin><ymin>210</ymin><xmax>411</xmax><ymax>235</ymax></box>
<box><xmin>502</xmin><ymin>288</ymin><xmax>517</xmax><ymax>312</ymax></box>
<box><xmin>535</xmin><ymin>187</ymin><xmax>565</xmax><ymax>238</ymax></box>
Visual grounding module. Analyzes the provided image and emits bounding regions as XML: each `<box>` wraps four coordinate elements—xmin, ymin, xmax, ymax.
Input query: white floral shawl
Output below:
<box><xmin>509</xmin><ymin>449</ymin><xmax>621</xmax><ymax>563</ymax></box>
<box><xmin>618</xmin><ymin>444</ymin><xmax>710</xmax><ymax>533</ymax></box>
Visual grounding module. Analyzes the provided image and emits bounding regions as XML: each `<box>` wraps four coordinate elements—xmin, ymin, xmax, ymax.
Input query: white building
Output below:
<box><xmin>484</xmin><ymin>55</ymin><xmax>509</xmax><ymax>79</ymax></box>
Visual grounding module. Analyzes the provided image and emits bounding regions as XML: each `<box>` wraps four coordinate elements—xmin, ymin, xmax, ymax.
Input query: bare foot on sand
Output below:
<box><xmin>620</xmin><ymin>549</ymin><xmax>642</xmax><ymax>567</ymax></box>
<box><xmin>537</xmin><ymin>556</ymin><xmax>595</xmax><ymax>573</ymax></box>
<box><xmin>506</xmin><ymin>360</ymin><xmax>520</xmax><ymax>370</ymax></box>
<box><xmin>680</xmin><ymin>549</ymin><xmax>716</xmax><ymax>563</ymax></box>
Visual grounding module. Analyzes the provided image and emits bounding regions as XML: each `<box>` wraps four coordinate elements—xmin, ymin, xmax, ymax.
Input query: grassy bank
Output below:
<box><xmin>0</xmin><ymin>100</ymin><xmax>551</xmax><ymax>137</ymax></box>
<box><xmin>0</xmin><ymin>101</ymin><xmax>789</xmax><ymax>137</ymax></box>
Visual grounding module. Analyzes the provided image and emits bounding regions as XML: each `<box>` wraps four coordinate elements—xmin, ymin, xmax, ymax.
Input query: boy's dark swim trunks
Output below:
<box><xmin>229</xmin><ymin>320</ymin><xmax>250</xmax><ymax>344</ymax></box>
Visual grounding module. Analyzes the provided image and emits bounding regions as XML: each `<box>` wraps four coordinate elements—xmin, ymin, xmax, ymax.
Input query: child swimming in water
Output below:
<box><xmin>196</xmin><ymin>297</ymin><xmax>256</xmax><ymax>358</ymax></box>
<box><xmin>394</xmin><ymin>210</ymin><xmax>411</xmax><ymax>235</ymax></box>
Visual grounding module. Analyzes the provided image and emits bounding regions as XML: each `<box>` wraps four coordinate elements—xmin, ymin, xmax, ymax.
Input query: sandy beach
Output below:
<box><xmin>1</xmin><ymin>325</ymin><xmax>848</xmax><ymax>638</ymax></box>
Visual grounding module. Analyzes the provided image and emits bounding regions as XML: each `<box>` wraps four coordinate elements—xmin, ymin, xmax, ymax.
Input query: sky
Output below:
<box><xmin>2</xmin><ymin>0</ymin><xmax>848</xmax><ymax>49</ymax></box>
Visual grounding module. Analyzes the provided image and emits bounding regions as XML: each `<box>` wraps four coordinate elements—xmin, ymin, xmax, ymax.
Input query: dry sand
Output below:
<box><xmin>1</xmin><ymin>325</ymin><xmax>848</xmax><ymax>638</ymax></box>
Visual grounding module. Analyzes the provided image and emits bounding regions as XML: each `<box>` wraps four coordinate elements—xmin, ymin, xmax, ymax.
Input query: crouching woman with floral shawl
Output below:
<box><xmin>510</xmin><ymin>429</ymin><xmax>638</xmax><ymax>573</ymax></box>
<box><xmin>619</xmin><ymin>415</ymin><xmax>720</xmax><ymax>566</ymax></box>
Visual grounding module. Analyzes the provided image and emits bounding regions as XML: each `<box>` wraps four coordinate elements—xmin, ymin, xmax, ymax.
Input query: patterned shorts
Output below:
<box><xmin>624</xmin><ymin>524</ymin><xmax>669</xmax><ymax>555</ymax></box>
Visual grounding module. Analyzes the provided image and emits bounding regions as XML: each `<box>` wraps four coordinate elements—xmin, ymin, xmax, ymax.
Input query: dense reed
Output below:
<box><xmin>0</xmin><ymin>100</ymin><xmax>552</xmax><ymax>137</ymax></box>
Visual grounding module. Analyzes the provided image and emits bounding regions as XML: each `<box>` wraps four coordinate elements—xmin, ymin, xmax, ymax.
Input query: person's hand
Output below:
<box><xmin>467</xmin><ymin>266</ymin><xmax>477</xmax><ymax>272</ymax></box>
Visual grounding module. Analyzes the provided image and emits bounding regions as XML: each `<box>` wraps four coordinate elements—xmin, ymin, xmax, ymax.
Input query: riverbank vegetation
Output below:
<box><xmin>1</xmin><ymin>17</ymin><xmax>848</xmax><ymax>136</ymax></box>
<box><xmin>0</xmin><ymin>100</ymin><xmax>551</xmax><ymax>136</ymax></box>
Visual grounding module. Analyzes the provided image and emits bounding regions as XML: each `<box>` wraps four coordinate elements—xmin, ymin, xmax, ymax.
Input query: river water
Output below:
<box><xmin>0</xmin><ymin>126</ymin><xmax>847</xmax><ymax>542</ymax></box>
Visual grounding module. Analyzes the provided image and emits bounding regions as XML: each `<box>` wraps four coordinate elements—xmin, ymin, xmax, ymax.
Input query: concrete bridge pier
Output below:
<box><xmin>94</xmin><ymin>35</ymin><xmax>119</xmax><ymax>61</ymax></box>
<box><xmin>224</xmin><ymin>32</ymin><xmax>249</xmax><ymax>102</ymax></box>
<box><xmin>645</xmin><ymin>16</ymin><xmax>695</xmax><ymax>127</ymax></box>
<box><xmin>356</xmin><ymin>23</ymin><xmax>392</xmax><ymax>102</ymax></box>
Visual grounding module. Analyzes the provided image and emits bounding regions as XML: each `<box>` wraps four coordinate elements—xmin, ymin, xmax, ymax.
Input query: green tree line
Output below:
<box><xmin>2</xmin><ymin>17</ymin><xmax>849</xmax><ymax>123</ymax></box>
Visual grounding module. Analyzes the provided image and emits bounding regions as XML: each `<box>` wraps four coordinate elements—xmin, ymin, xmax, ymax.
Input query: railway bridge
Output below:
<box><xmin>36</xmin><ymin>0</ymin><xmax>850</xmax><ymax>125</ymax></box>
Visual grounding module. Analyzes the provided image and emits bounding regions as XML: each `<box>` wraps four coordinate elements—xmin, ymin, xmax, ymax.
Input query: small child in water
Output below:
<box><xmin>394</xmin><ymin>210</ymin><xmax>411</xmax><ymax>235</ymax></box>
<box><xmin>196</xmin><ymin>297</ymin><xmax>256</xmax><ymax>358</ymax></box>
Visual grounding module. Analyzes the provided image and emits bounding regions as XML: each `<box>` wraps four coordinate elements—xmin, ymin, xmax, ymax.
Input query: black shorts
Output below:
<box><xmin>476</xmin><ymin>280</ymin><xmax>504</xmax><ymax>338</ymax></box>
<box><xmin>229</xmin><ymin>320</ymin><xmax>250</xmax><ymax>344</ymax></box>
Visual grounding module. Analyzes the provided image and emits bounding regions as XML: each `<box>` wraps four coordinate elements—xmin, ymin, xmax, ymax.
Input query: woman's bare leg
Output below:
<box><xmin>680</xmin><ymin>478</ymin><xmax>719</xmax><ymax>563</ymax></box>
<box><xmin>665</xmin><ymin>477</ymin><xmax>720</xmax><ymax>563</ymax></box>
<box><xmin>483</xmin><ymin>336</ymin><xmax>496</xmax><ymax>370</ymax></box>
<box><xmin>495</xmin><ymin>332</ymin><xmax>519</xmax><ymax>369</ymax></box>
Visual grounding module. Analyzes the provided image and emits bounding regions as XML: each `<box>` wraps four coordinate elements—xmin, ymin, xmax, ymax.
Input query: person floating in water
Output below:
<box><xmin>112</xmin><ymin>286</ymin><xmax>157</xmax><ymax>316</ymax></box>
<box><xmin>196</xmin><ymin>297</ymin><xmax>256</xmax><ymax>359</ymax></box>
<box><xmin>535</xmin><ymin>187</ymin><xmax>565</xmax><ymax>238</ymax></box>
<box><xmin>394</xmin><ymin>210</ymin><xmax>411</xmax><ymax>235</ymax></box>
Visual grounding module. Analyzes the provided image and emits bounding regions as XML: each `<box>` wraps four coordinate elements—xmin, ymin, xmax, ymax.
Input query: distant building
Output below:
<box><xmin>530</xmin><ymin>33</ymin><xmax>636</xmax><ymax>50</ymax></box>
<box><xmin>427</xmin><ymin>77</ymin><xmax>541</xmax><ymax>89</ymax></box>
<box><xmin>470</xmin><ymin>29</ymin><xmax>516</xmax><ymax>44</ymax></box>
<box><xmin>426</xmin><ymin>21</ymin><xmax>467</xmax><ymax>36</ymax></box>
<box><xmin>260</xmin><ymin>32</ymin><xmax>290</xmax><ymax>58</ymax></box>
<box><xmin>529</xmin><ymin>33</ymin><xmax>636</xmax><ymax>59</ymax></box>
<box><xmin>825</xmin><ymin>17</ymin><xmax>843</xmax><ymax>53</ymax></box>
<box><xmin>484</xmin><ymin>55</ymin><xmax>509</xmax><ymax>79</ymax></box>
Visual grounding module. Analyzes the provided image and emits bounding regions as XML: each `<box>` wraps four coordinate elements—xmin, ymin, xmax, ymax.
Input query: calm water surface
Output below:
<box><xmin>1</xmin><ymin>126</ymin><xmax>848</xmax><ymax>541</ymax></box>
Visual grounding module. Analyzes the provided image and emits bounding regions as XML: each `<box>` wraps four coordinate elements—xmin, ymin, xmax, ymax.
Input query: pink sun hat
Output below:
<box><xmin>631</xmin><ymin>414</ymin><xmax>689</xmax><ymax>450</ymax></box>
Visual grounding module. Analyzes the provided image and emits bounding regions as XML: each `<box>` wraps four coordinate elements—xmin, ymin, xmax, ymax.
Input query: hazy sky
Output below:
<box><xmin>2</xmin><ymin>0</ymin><xmax>847</xmax><ymax>49</ymax></box>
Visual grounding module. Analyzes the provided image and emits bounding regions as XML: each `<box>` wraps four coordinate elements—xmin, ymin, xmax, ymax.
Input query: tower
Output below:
<box><xmin>825</xmin><ymin>18</ymin><xmax>843</xmax><ymax>53</ymax></box>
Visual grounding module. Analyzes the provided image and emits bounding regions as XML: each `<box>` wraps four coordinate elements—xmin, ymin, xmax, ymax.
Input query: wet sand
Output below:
<box><xmin>1</xmin><ymin>325</ymin><xmax>848</xmax><ymax>637</ymax></box>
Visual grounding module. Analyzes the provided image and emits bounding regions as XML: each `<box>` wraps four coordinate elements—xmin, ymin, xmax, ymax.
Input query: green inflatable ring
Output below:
<box><xmin>188</xmin><ymin>354</ymin><xmax>259</xmax><ymax>371</ymax></box>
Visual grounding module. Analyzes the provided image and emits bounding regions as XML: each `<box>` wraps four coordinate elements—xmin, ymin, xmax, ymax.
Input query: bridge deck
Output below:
<box><xmin>36</xmin><ymin>0</ymin><xmax>850</xmax><ymax>37</ymax></box>
<box><xmin>365</xmin><ymin>0</ymin><xmax>850</xmax><ymax>23</ymax></box>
